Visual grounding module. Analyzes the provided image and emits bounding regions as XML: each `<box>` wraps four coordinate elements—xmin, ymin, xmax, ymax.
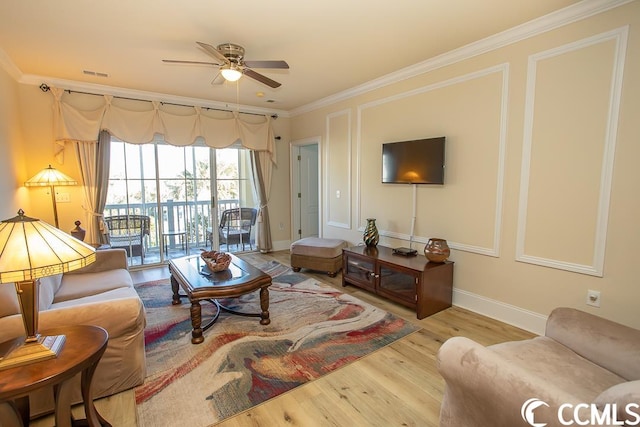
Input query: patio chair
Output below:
<box><xmin>104</xmin><ymin>214</ymin><xmax>150</xmax><ymax>262</ymax></box>
<box><xmin>217</xmin><ymin>207</ymin><xmax>257</xmax><ymax>251</ymax></box>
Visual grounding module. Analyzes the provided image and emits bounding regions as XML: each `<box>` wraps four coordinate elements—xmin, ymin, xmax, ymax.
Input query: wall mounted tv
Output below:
<box><xmin>382</xmin><ymin>137</ymin><xmax>445</xmax><ymax>184</ymax></box>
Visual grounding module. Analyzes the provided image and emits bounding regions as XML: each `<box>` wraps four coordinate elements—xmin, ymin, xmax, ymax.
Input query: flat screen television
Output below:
<box><xmin>382</xmin><ymin>137</ymin><xmax>445</xmax><ymax>184</ymax></box>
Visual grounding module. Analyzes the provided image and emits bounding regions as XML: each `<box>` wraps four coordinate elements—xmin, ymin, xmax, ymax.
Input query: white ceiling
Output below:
<box><xmin>0</xmin><ymin>1</ymin><xmax>585</xmax><ymax>113</ymax></box>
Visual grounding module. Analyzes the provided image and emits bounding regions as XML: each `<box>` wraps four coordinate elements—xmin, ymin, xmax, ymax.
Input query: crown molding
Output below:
<box><xmin>290</xmin><ymin>0</ymin><xmax>633</xmax><ymax>116</ymax></box>
<box><xmin>18</xmin><ymin>73</ymin><xmax>290</xmax><ymax>118</ymax></box>
<box><xmin>0</xmin><ymin>0</ymin><xmax>631</xmax><ymax>118</ymax></box>
<box><xmin>1</xmin><ymin>45</ymin><xmax>287</xmax><ymax>117</ymax></box>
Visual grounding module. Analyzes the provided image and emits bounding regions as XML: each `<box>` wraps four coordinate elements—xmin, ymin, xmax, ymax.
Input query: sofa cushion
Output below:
<box><xmin>0</xmin><ymin>282</ymin><xmax>19</xmax><ymax>317</ymax></box>
<box><xmin>51</xmin><ymin>286</ymin><xmax>139</xmax><ymax>310</ymax></box>
<box><xmin>594</xmin><ymin>380</ymin><xmax>640</xmax><ymax>422</ymax></box>
<box><xmin>290</xmin><ymin>237</ymin><xmax>347</xmax><ymax>258</ymax></box>
<box><xmin>491</xmin><ymin>336</ymin><xmax>625</xmax><ymax>402</ymax></box>
<box><xmin>54</xmin><ymin>269</ymin><xmax>133</xmax><ymax>303</ymax></box>
<box><xmin>546</xmin><ymin>307</ymin><xmax>640</xmax><ymax>380</ymax></box>
<box><xmin>39</xmin><ymin>273</ymin><xmax>63</xmax><ymax>310</ymax></box>
<box><xmin>0</xmin><ymin>273</ymin><xmax>63</xmax><ymax>317</ymax></box>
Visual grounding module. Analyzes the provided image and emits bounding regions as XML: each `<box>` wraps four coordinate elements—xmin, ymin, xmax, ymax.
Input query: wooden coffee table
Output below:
<box><xmin>169</xmin><ymin>254</ymin><xmax>272</xmax><ymax>344</ymax></box>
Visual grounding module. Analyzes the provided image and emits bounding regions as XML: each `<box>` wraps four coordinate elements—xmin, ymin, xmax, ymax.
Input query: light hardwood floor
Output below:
<box><xmin>32</xmin><ymin>250</ymin><xmax>534</xmax><ymax>427</ymax></box>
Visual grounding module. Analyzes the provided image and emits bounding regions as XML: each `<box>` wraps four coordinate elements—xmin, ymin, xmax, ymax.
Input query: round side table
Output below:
<box><xmin>0</xmin><ymin>325</ymin><xmax>111</xmax><ymax>427</ymax></box>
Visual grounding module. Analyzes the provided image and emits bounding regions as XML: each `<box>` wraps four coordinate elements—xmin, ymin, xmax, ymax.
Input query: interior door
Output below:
<box><xmin>297</xmin><ymin>144</ymin><xmax>319</xmax><ymax>239</ymax></box>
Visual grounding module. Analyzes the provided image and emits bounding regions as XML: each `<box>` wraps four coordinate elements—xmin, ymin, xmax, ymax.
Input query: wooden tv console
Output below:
<box><xmin>342</xmin><ymin>245</ymin><xmax>453</xmax><ymax>319</ymax></box>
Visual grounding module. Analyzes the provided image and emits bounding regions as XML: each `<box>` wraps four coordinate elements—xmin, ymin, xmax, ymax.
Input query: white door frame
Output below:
<box><xmin>290</xmin><ymin>136</ymin><xmax>322</xmax><ymax>242</ymax></box>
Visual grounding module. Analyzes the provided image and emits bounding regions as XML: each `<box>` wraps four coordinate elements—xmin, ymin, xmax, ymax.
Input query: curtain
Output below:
<box><xmin>250</xmin><ymin>150</ymin><xmax>274</xmax><ymax>253</ymax></box>
<box><xmin>53</xmin><ymin>88</ymin><xmax>277</xmax><ymax>250</ymax></box>
<box><xmin>95</xmin><ymin>131</ymin><xmax>111</xmax><ymax>243</ymax></box>
<box><xmin>52</xmin><ymin>89</ymin><xmax>276</xmax><ymax>160</ymax></box>
<box><xmin>72</xmin><ymin>130</ymin><xmax>111</xmax><ymax>244</ymax></box>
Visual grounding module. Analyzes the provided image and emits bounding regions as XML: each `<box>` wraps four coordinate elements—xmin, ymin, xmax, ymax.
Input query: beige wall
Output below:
<box><xmin>16</xmin><ymin>84</ymin><xmax>84</xmax><ymax>230</ymax></box>
<box><xmin>0</xmin><ymin>65</ymin><xmax>29</xmax><ymax>219</ymax></box>
<box><xmin>268</xmin><ymin>116</ymin><xmax>292</xmax><ymax>247</ymax></box>
<box><xmin>290</xmin><ymin>2</ymin><xmax>640</xmax><ymax>331</ymax></box>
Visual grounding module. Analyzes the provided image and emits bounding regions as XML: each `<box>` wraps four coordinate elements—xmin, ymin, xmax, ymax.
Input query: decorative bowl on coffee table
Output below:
<box><xmin>201</xmin><ymin>250</ymin><xmax>232</xmax><ymax>272</ymax></box>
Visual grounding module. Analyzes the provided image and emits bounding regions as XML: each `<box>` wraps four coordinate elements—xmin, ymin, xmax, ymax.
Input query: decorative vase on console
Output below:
<box><xmin>363</xmin><ymin>218</ymin><xmax>379</xmax><ymax>247</ymax></box>
<box><xmin>364</xmin><ymin>245</ymin><xmax>379</xmax><ymax>257</ymax></box>
<box><xmin>424</xmin><ymin>238</ymin><xmax>450</xmax><ymax>263</ymax></box>
<box><xmin>70</xmin><ymin>220</ymin><xmax>86</xmax><ymax>242</ymax></box>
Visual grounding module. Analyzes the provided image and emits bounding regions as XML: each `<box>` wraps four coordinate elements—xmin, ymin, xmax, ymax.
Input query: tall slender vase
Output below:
<box><xmin>363</xmin><ymin>218</ymin><xmax>379</xmax><ymax>247</ymax></box>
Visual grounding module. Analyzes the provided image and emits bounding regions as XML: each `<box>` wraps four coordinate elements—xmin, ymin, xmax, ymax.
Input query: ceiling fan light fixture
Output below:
<box><xmin>221</xmin><ymin>65</ymin><xmax>242</xmax><ymax>82</ymax></box>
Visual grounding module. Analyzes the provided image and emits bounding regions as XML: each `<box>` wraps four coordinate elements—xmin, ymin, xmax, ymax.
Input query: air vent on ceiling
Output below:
<box><xmin>83</xmin><ymin>70</ymin><xmax>109</xmax><ymax>78</ymax></box>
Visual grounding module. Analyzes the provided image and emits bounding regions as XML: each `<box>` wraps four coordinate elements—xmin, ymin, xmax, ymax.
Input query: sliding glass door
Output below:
<box><xmin>156</xmin><ymin>143</ymin><xmax>213</xmax><ymax>260</ymax></box>
<box><xmin>213</xmin><ymin>148</ymin><xmax>257</xmax><ymax>252</ymax></box>
<box><xmin>105</xmin><ymin>138</ymin><xmax>256</xmax><ymax>267</ymax></box>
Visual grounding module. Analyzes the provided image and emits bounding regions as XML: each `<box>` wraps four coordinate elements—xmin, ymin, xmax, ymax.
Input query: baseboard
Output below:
<box><xmin>452</xmin><ymin>288</ymin><xmax>547</xmax><ymax>335</ymax></box>
<box><xmin>270</xmin><ymin>240</ymin><xmax>292</xmax><ymax>252</ymax></box>
<box><xmin>263</xmin><ymin>243</ymin><xmax>546</xmax><ymax>334</ymax></box>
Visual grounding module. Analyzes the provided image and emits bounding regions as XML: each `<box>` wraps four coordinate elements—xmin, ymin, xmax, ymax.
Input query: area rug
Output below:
<box><xmin>134</xmin><ymin>260</ymin><xmax>420</xmax><ymax>426</ymax></box>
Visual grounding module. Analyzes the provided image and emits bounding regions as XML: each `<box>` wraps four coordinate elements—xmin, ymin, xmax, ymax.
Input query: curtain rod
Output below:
<box><xmin>39</xmin><ymin>83</ymin><xmax>278</xmax><ymax>119</ymax></box>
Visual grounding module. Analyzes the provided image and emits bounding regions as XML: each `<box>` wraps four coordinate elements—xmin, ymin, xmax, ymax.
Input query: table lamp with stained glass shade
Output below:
<box><xmin>0</xmin><ymin>209</ymin><xmax>96</xmax><ymax>370</ymax></box>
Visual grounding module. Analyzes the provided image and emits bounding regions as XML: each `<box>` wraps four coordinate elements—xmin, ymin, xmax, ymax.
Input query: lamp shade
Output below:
<box><xmin>0</xmin><ymin>209</ymin><xmax>96</xmax><ymax>284</ymax></box>
<box><xmin>221</xmin><ymin>65</ymin><xmax>242</xmax><ymax>82</ymax></box>
<box><xmin>24</xmin><ymin>165</ymin><xmax>77</xmax><ymax>187</ymax></box>
<box><xmin>24</xmin><ymin>165</ymin><xmax>78</xmax><ymax>229</ymax></box>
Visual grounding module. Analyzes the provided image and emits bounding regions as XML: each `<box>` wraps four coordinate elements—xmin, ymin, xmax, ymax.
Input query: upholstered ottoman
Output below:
<box><xmin>290</xmin><ymin>237</ymin><xmax>348</xmax><ymax>277</ymax></box>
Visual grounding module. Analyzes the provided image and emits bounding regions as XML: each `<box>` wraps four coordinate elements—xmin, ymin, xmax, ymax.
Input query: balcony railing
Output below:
<box><xmin>103</xmin><ymin>199</ymin><xmax>240</xmax><ymax>262</ymax></box>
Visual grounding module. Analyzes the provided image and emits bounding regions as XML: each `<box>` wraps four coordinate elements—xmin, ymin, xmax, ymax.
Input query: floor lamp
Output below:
<box><xmin>0</xmin><ymin>209</ymin><xmax>96</xmax><ymax>370</ymax></box>
<box><xmin>25</xmin><ymin>165</ymin><xmax>78</xmax><ymax>228</ymax></box>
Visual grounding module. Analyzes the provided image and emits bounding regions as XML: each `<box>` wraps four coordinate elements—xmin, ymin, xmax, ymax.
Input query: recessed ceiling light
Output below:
<box><xmin>256</xmin><ymin>92</ymin><xmax>265</xmax><ymax>98</ymax></box>
<box><xmin>266</xmin><ymin>99</ymin><xmax>276</xmax><ymax>103</ymax></box>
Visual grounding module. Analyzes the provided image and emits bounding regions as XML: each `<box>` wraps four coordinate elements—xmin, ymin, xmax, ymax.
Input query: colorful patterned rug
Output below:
<box><xmin>134</xmin><ymin>260</ymin><xmax>420</xmax><ymax>426</ymax></box>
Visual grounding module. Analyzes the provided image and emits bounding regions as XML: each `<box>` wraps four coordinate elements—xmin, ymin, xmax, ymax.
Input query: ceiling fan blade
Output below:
<box><xmin>162</xmin><ymin>59</ymin><xmax>220</xmax><ymax>66</ymax></box>
<box><xmin>196</xmin><ymin>41</ymin><xmax>229</xmax><ymax>64</ymax></box>
<box><xmin>243</xmin><ymin>60</ymin><xmax>289</xmax><ymax>69</ymax></box>
<box><xmin>243</xmin><ymin>68</ymin><xmax>281</xmax><ymax>88</ymax></box>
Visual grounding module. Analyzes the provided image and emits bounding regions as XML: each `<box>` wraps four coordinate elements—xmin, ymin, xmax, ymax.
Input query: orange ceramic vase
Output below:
<box><xmin>424</xmin><ymin>238</ymin><xmax>450</xmax><ymax>263</ymax></box>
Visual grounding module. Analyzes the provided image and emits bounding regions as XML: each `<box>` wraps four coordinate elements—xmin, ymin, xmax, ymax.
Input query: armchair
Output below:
<box><xmin>104</xmin><ymin>214</ymin><xmax>150</xmax><ymax>263</ymax></box>
<box><xmin>217</xmin><ymin>207</ymin><xmax>257</xmax><ymax>251</ymax></box>
<box><xmin>437</xmin><ymin>307</ymin><xmax>640</xmax><ymax>426</ymax></box>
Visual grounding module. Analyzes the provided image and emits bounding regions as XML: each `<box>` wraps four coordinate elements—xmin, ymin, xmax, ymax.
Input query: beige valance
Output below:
<box><xmin>51</xmin><ymin>87</ymin><xmax>276</xmax><ymax>164</ymax></box>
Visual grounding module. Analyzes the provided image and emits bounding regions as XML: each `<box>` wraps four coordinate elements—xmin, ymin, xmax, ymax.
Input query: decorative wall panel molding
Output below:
<box><xmin>326</xmin><ymin>110</ymin><xmax>352</xmax><ymax>229</ymax></box>
<box><xmin>516</xmin><ymin>27</ymin><xmax>628</xmax><ymax>276</ymax></box>
<box><xmin>356</xmin><ymin>64</ymin><xmax>509</xmax><ymax>257</ymax></box>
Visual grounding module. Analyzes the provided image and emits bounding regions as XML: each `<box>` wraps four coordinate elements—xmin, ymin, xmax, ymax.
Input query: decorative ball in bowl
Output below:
<box><xmin>201</xmin><ymin>250</ymin><xmax>232</xmax><ymax>272</ymax></box>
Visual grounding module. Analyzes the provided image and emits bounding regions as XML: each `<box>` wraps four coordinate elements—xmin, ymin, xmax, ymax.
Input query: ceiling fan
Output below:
<box><xmin>163</xmin><ymin>42</ymin><xmax>289</xmax><ymax>88</ymax></box>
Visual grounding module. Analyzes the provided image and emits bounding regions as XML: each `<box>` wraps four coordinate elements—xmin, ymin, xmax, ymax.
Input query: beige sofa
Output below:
<box><xmin>0</xmin><ymin>248</ymin><xmax>146</xmax><ymax>418</ymax></box>
<box><xmin>437</xmin><ymin>307</ymin><xmax>640</xmax><ymax>427</ymax></box>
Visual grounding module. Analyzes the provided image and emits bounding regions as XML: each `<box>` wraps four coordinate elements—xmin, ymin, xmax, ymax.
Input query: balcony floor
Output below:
<box><xmin>123</xmin><ymin>242</ymin><xmax>256</xmax><ymax>268</ymax></box>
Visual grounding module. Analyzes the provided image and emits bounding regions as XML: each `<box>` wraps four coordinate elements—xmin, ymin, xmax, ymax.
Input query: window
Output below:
<box><xmin>105</xmin><ymin>137</ymin><xmax>255</xmax><ymax>266</ymax></box>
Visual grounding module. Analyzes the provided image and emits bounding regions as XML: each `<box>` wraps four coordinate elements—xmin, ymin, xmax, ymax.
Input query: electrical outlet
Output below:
<box><xmin>55</xmin><ymin>192</ymin><xmax>70</xmax><ymax>203</ymax></box>
<box><xmin>586</xmin><ymin>290</ymin><xmax>601</xmax><ymax>308</ymax></box>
